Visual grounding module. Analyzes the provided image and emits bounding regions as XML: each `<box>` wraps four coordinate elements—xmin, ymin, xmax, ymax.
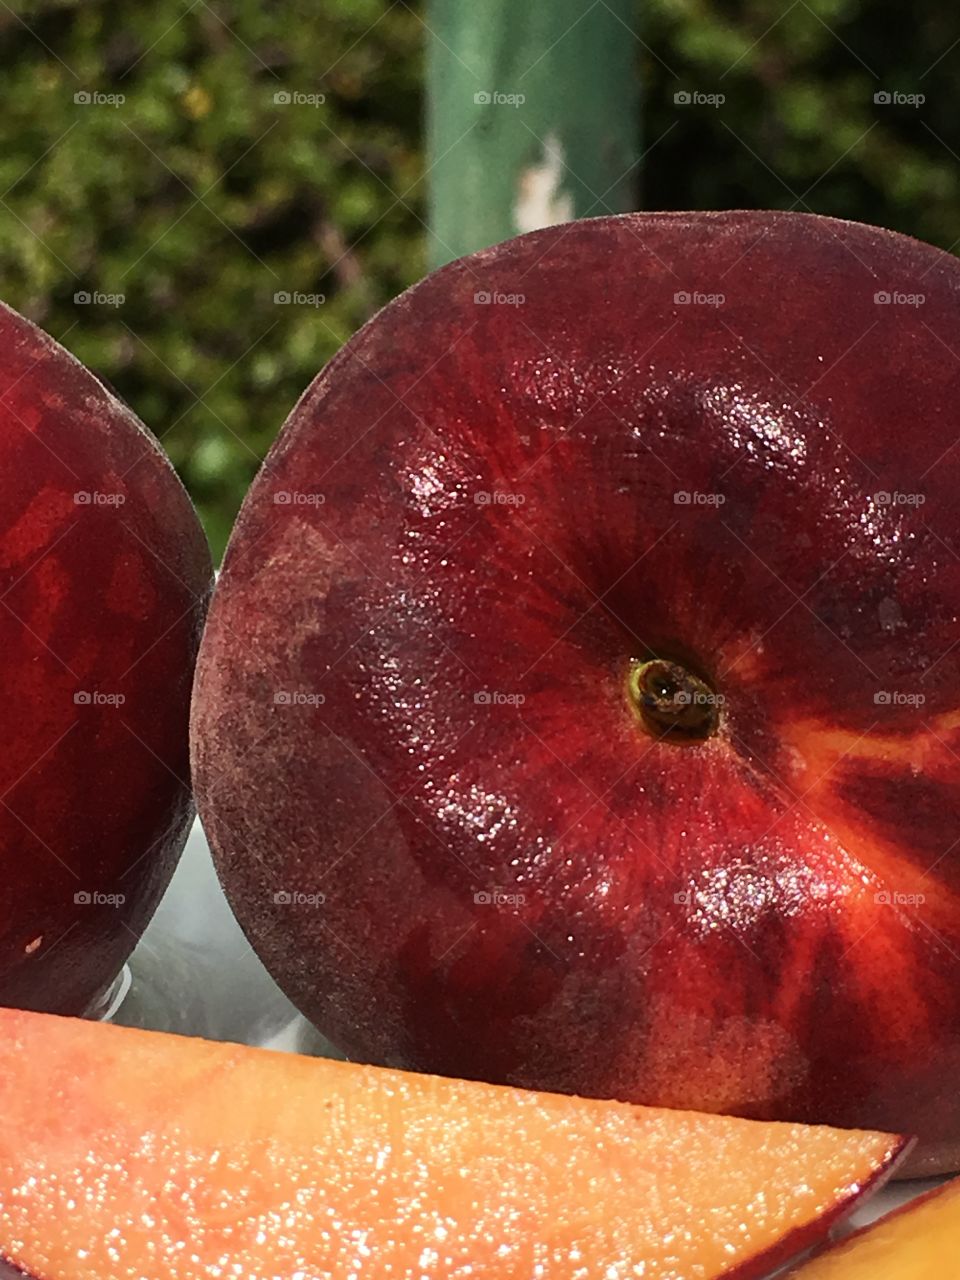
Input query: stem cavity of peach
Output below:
<box><xmin>627</xmin><ymin>658</ymin><xmax>721</xmax><ymax>742</ymax></box>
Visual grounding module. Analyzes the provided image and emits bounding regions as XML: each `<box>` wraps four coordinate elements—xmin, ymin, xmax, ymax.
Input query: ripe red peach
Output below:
<box><xmin>0</xmin><ymin>302</ymin><xmax>212</xmax><ymax>1014</ymax></box>
<box><xmin>193</xmin><ymin>211</ymin><xmax>960</xmax><ymax>1174</ymax></box>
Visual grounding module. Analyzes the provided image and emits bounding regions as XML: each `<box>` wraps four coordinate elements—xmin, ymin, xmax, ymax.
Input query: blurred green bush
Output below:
<box><xmin>0</xmin><ymin>0</ymin><xmax>425</xmax><ymax>554</ymax></box>
<box><xmin>1</xmin><ymin>1</ymin><xmax>957</xmax><ymax>556</ymax></box>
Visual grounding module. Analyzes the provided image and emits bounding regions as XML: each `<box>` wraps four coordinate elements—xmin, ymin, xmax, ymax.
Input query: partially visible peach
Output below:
<box><xmin>0</xmin><ymin>301</ymin><xmax>212</xmax><ymax>1014</ymax></box>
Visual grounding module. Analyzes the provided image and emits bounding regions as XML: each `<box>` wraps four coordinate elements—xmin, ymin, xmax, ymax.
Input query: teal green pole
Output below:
<box><xmin>425</xmin><ymin>0</ymin><xmax>640</xmax><ymax>268</ymax></box>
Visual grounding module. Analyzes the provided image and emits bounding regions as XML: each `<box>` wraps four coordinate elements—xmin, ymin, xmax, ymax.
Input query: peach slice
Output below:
<box><xmin>788</xmin><ymin>1176</ymin><xmax>960</xmax><ymax>1276</ymax></box>
<box><xmin>0</xmin><ymin>1009</ymin><xmax>908</xmax><ymax>1279</ymax></box>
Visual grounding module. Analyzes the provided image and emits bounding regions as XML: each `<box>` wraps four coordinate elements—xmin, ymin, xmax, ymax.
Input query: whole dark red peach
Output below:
<box><xmin>193</xmin><ymin>212</ymin><xmax>960</xmax><ymax>1174</ymax></box>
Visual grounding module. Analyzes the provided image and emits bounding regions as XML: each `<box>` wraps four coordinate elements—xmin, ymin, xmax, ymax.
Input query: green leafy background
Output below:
<box><xmin>1</xmin><ymin>1</ymin><xmax>956</xmax><ymax>556</ymax></box>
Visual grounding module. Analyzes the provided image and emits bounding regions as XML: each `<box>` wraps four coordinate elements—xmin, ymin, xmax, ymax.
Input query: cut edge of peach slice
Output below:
<box><xmin>786</xmin><ymin>1174</ymin><xmax>960</xmax><ymax>1277</ymax></box>
<box><xmin>733</xmin><ymin>1143</ymin><xmax>912</xmax><ymax>1279</ymax></box>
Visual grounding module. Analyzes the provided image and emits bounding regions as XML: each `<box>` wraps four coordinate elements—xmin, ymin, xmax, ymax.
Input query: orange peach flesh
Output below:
<box><xmin>0</xmin><ymin>1010</ymin><xmax>907</xmax><ymax>1280</ymax></box>
<box><xmin>788</xmin><ymin>1177</ymin><xmax>960</xmax><ymax>1277</ymax></box>
<box><xmin>781</xmin><ymin>711</ymin><xmax>960</xmax><ymax>920</ymax></box>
